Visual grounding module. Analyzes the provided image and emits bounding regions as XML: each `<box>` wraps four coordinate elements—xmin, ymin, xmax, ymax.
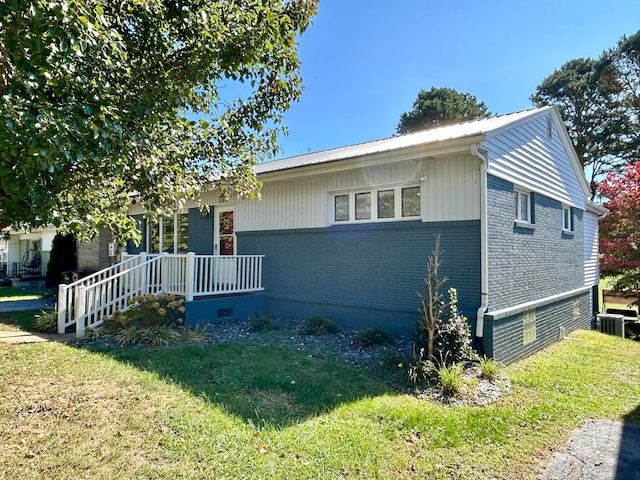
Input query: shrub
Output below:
<box><xmin>249</xmin><ymin>314</ymin><xmax>278</xmax><ymax>333</ymax></box>
<box><xmin>140</xmin><ymin>326</ymin><xmax>182</xmax><ymax>346</ymax></box>
<box><xmin>299</xmin><ymin>316</ymin><xmax>340</xmax><ymax>336</ymax></box>
<box><xmin>479</xmin><ymin>356</ymin><xmax>500</xmax><ymax>381</ymax></box>
<box><xmin>33</xmin><ymin>309</ymin><xmax>57</xmax><ymax>333</ymax></box>
<box><xmin>354</xmin><ymin>327</ymin><xmax>395</xmax><ymax>348</ymax></box>
<box><xmin>114</xmin><ymin>293</ymin><xmax>185</xmax><ymax>330</ymax></box>
<box><xmin>114</xmin><ymin>325</ymin><xmax>145</xmax><ymax>346</ymax></box>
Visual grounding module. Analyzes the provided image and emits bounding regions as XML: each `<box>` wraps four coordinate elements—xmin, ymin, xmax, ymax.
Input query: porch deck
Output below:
<box><xmin>57</xmin><ymin>253</ymin><xmax>264</xmax><ymax>337</ymax></box>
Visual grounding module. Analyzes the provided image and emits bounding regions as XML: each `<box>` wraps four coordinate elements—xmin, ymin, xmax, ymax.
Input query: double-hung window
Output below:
<box><xmin>333</xmin><ymin>184</ymin><xmax>421</xmax><ymax>223</ymax></box>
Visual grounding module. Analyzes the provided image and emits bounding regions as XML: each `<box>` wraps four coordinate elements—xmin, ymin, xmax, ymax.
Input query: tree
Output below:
<box><xmin>598</xmin><ymin>162</ymin><xmax>640</xmax><ymax>300</ymax></box>
<box><xmin>0</xmin><ymin>0</ymin><xmax>317</xmax><ymax>243</ymax></box>
<box><xmin>45</xmin><ymin>233</ymin><xmax>77</xmax><ymax>287</ymax></box>
<box><xmin>532</xmin><ymin>30</ymin><xmax>640</xmax><ymax>195</ymax></box>
<box><xmin>396</xmin><ymin>87</ymin><xmax>491</xmax><ymax>134</ymax></box>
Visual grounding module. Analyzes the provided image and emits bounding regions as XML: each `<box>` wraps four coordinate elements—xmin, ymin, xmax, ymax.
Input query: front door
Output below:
<box><xmin>214</xmin><ymin>207</ymin><xmax>236</xmax><ymax>286</ymax></box>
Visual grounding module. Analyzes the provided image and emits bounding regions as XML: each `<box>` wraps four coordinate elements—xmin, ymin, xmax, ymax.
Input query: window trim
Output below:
<box><xmin>331</xmin><ymin>183</ymin><xmax>421</xmax><ymax>224</ymax></box>
<box><xmin>562</xmin><ymin>205</ymin><xmax>574</xmax><ymax>233</ymax></box>
<box><xmin>514</xmin><ymin>188</ymin><xmax>533</xmax><ymax>226</ymax></box>
<box><xmin>523</xmin><ymin>309</ymin><xmax>537</xmax><ymax>345</ymax></box>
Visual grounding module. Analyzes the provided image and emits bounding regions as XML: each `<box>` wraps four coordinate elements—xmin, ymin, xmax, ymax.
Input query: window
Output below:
<box><xmin>573</xmin><ymin>297</ymin><xmax>580</xmax><ymax>321</ymax></box>
<box><xmin>523</xmin><ymin>309</ymin><xmax>537</xmax><ymax>345</ymax></box>
<box><xmin>514</xmin><ymin>190</ymin><xmax>531</xmax><ymax>223</ymax></box>
<box><xmin>147</xmin><ymin>213</ymin><xmax>189</xmax><ymax>253</ymax></box>
<box><xmin>377</xmin><ymin>190</ymin><xmax>395</xmax><ymax>218</ymax></box>
<box><xmin>562</xmin><ymin>206</ymin><xmax>574</xmax><ymax>232</ymax></box>
<box><xmin>332</xmin><ymin>184</ymin><xmax>421</xmax><ymax>223</ymax></box>
<box><xmin>402</xmin><ymin>186</ymin><xmax>421</xmax><ymax>217</ymax></box>
<box><xmin>355</xmin><ymin>192</ymin><xmax>371</xmax><ymax>220</ymax></box>
<box><xmin>334</xmin><ymin>194</ymin><xmax>350</xmax><ymax>222</ymax></box>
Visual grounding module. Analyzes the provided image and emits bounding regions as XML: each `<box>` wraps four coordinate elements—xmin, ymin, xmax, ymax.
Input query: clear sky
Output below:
<box><xmin>274</xmin><ymin>0</ymin><xmax>640</xmax><ymax>159</ymax></box>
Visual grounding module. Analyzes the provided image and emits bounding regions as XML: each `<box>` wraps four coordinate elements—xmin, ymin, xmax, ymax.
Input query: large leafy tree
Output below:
<box><xmin>599</xmin><ymin>162</ymin><xmax>640</xmax><ymax>298</ymax></box>
<box><xmin>0</xmin><ymin>0</ymin><xmax>317</xmax><ymax>242</ymax></box>
<box><xmin>396</xmin><ymin>87</ymin><xmax>491</xmax><ymax>134</ymax></box>
<box><xmin>532</xmin><ymin>30</ymin><xmax>640</xmax><ymax>194</ymax></box>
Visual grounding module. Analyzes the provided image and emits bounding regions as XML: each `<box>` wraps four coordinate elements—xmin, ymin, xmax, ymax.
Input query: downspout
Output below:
<box><xmin>471</xmin><ymin>143</ymin><xmax>489</xmax><ymax>355</ymax></box>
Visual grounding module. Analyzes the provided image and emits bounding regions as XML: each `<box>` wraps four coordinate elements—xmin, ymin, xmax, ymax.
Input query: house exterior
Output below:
<box><xmin>121</xmin><ymin>106</ymin><xmax>604</xmax><ymax>363</ymax></box>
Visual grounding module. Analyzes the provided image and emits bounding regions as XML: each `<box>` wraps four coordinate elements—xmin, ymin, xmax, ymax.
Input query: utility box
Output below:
<box><xmin>597</xmin><ymin>314</ymin><xmax>625</xmax><ymax>338</ymax></box>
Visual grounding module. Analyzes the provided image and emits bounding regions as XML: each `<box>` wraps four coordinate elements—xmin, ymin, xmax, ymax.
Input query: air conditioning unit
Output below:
<box><xmin>597</xmin><ymin>314</ymin><xmax>625</xmax><ymax>338</ymax></box>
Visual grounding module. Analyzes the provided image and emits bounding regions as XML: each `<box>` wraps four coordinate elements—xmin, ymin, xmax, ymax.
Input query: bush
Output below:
<box><xmin>248</xmin><ymin>314</ymin><xmax>278</xmax><ymax>333</ymax></box>
<box><xmin>33</xmin><ymin>309</ymin><xmax>57</xmax><ymax>333</ymax></box>
<box><xmin>140</xmin><ymin>326</ymin><xmax>182</xmax><ymax>346</ymax></box>
<box><xmin>354</xmin><ymin>327</ymin><xmax>395</xmax><ymax>348</ymax></box>
<box><xmin>299</xmin><ymin>316</ymin><xmax>340</xmax><ymax>336</ymax></box>
<box><xmin>45</xmin><ymin>234</ymin><xmax>77</xmax><ymax>287</ymax></box>
<box><xmin>114</xmin><ymin>293</ymin><xmax>185</xmax><ymax>330</ymax></box>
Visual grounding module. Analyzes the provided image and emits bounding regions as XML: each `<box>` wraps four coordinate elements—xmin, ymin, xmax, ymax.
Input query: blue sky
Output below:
<box><xmin>274</xmin><ymin>0</ymin><xmax>640</xmax><ymax>159</ymax></box>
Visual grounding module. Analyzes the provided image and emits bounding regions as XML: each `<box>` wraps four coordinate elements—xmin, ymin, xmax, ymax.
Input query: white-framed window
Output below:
<box><xmin>562</xmin><ymin>205</ymin><xmax>574</xmax><ymax>232</ymax></box>
<box><xmin>572</xmin><ymin>297</ymin><xmax>580</xmax><ymax>321</ymax></box>
<box><xmin>523</xmin><ymin>309</ymin><xmax>537</xmax><ymax>345</ymax></box>
<box><xmin>147</xmin><ymin>213</ymin><xmax>189</xmax><ymax>253</ymax></box>
<box><xmin>332</xmin><ymin>184</ymin><xmax>421</xmax><ymax>223</ymax></box>
<box><xmin>514</xmin><ymin>189</ymin><xmax>533</xmax><ymax>224</ymax></box>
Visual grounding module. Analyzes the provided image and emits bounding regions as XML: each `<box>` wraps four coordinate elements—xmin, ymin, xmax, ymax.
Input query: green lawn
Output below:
<box><xmin>0</xmin><ymin>309</ymin><xmax>41</xmax><ymax>332</ymax></box>
<box><xmin>1</xmin><ymin>329</ymin><xmax>639</xmax><ymax>479</ymax></box>
<box><xmin>0</xmin><ymin>286</ymin><xmax>47</xmax><ymax>302</ymax></box>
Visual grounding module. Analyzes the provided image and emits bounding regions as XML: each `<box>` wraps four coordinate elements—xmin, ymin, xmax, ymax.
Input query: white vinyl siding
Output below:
<box><xmin>483</xmin><ymin>113</ymin><xmax>587</xmax><ymax>210</ymax></box>
<box><xmin>237</xmin><ymin>156</ymin><xmax>480</xmax><ymax>232</ymax></box>
<box><xmin>584</xmin><ymin>212</ymin><xmax>600</xmax><ymax>287</ymax></box>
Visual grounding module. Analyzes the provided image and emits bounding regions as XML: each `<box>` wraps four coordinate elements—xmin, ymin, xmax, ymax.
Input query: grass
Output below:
<box><xmin>0</xmin><ymin>309</ymin><xmax>41</xmax><ymax>332</ymax></box>
<box><xmin>0</xmin><ymin>329</ymin><xmax>639</xmax><ymax>479</ymax></box>
<box><xmin>0</xmin><ymin>286</ymin><xmax>48</xmax><ymax>302</ymax></box>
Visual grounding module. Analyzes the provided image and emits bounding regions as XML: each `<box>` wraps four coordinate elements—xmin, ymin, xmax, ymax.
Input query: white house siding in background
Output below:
<box><xmin>483</xmin><ymin>112</ymin><xmax>589</xmax><ymax>209</ymax></box>
<box><xmin>584</xmin><ymin>211</ymin><xmax>600</xmax><ymax>287</ymax></box>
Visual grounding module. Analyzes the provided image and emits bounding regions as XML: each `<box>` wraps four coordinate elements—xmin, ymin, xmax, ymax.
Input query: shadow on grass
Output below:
<box><xmin>82</xmin><ymin>342</ymin><xmax>393</xmax><ymax>429</ymax></box>
<box><xmin>617</xmin><ymin>404</ymin><xmax>640</xmax><ymax>480</ymax></box>
<box><xmin>0</xmin><ymin>310</ymin><xmax>38</xmax><ymax>331</ymax></box>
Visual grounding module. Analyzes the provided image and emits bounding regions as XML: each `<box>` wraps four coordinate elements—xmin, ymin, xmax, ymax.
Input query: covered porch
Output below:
<box><xmin>57</xmin><ymin>252</ymin><xmax>264</xmax><ymax>337</ymax></box>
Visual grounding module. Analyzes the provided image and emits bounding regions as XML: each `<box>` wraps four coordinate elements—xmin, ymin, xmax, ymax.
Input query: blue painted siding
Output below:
<box><xmin>185</xmin><ymin>293</ymin><xmax>265</xmax><ymax>327</ymax></box>
<box><xmin>238</xmin><ymin>220</ymin><xmax>481</xmax><ymax>334</ymax></box>
<box><xmin>188</xmin><ymin>207</ymin><xmax>214</xmax><ymax>254</ymax></box>
<box><xmin>487</xmin><ymin>175</ymin><xmax>585</xmax><ymax>311</ymax></box>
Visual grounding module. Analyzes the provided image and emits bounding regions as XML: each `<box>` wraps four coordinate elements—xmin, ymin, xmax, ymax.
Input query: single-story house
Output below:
<box><xmin>113</xmin><ymin>105</ymin><xmax>606</xmax><ymax>363</ymax></box>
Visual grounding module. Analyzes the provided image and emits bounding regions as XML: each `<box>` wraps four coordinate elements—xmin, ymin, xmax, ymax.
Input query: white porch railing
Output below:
<box><xmin>57</xmin><ymin>253</ymin><xmax>264</xmax><ymax>338</ymax></box>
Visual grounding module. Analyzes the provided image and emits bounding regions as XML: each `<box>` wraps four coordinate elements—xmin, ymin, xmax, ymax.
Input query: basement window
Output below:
<box><xmin>523</xmin><ymin>309</ymin><xmax>537</xmax><ymax>345</ymax></box>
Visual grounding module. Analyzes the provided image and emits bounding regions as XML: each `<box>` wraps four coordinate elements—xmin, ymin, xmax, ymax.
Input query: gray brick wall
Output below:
<box><xmin>238</xmin><ymin>220</ymin><xmax>481</xmax><ymax>334</ymax></box>
<box><xmin>485</xmin><ymin>291</ymin><xmax>591</xmax><ymax>364</ymax></box>
<box><xmin>487</xmin><ymin>175</ymin><xmax>585</xmax><ymax>311</ymax></box>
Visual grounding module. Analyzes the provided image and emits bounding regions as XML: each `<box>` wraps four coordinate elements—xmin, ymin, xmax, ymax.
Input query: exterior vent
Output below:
<box><xmin>597</xmin><ymin>314</ymin><xmax>625</xmax><ymax>338</ymax></box>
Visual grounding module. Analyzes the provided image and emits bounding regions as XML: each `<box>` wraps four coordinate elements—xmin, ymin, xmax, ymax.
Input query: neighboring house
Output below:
<box><xmin>1</xmin><ymin>227</ymin><xmax>115</xmax><ymax>284</ymax></box>
<box><xmin>120</xmin><ymin>105</ymin><xmax>605</xmax><ymax>363</ymax></box>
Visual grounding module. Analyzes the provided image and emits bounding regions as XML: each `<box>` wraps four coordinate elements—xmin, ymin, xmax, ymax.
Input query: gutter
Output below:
<box><xmin>471</xmin><ymin>143</ymin><xmax>489</xmax><ymax>354</ymax></box>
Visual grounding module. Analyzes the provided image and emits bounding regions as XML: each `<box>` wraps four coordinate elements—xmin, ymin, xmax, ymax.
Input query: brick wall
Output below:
<box><xmin>238</xmin><ymin>220</ymin><xmax>481</xmax><ymax>334</ymax></box>
<box><xmin>78</xmin><ymin>229</ymin><xmax>113</xmax><ymax>271</ymax></box>
<box><xmin>487</xmin><ymin>175</ymin><xmax>584</xmax><ymax>311</ymax></box>
<box><xmin>484</xmin><ymin>291</ymin><xmax>591</xmax><ymax>364</ymax></box>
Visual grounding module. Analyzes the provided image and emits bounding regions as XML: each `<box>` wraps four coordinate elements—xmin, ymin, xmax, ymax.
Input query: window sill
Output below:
<box><xmin>514</xmin><ymin>220</ymin><xmax>535</xmax><ymax>230</ymax></box>
<box><xmin>562</xmin><ymin>229</ymin><xmax>575</xmax><ymax>237</ymax></box>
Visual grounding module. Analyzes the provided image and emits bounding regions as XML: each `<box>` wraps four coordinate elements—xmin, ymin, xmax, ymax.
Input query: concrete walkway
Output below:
<box><xmin>0</xmin><ymin>298</ymin><xmax>75</xmax><ymax>344</ymax></box>
<box><xmin>540</xmin><ymin>420</ymin><xmax>640</xmax><ymax>479</ymax></box>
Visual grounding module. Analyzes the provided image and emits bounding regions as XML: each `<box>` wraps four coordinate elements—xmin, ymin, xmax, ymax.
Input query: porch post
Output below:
<box><xmin>76</xmin><ymin>286</ymin><xmax>86</xmax><ymax>338</ymax></box>
<box><xmin>185</xmin><ymin>252</ymin><xmax>195</xmax><ymax>302</ymax></box>
<box><xmin>57</xmin><ymin>284</ymin><xmax>68</xmax><ymax>334</ymax></box>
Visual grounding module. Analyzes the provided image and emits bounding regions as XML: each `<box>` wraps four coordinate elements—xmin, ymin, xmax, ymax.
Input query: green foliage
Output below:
<box><xmin>139</xmin><ymin>326</ymin><xmax>182</xmax><ymax>347</ymax></box>
<box><xmin>45</xmin><ymin>234</ymin><xmax>77</xmax><ymax>287</ymax></box>
<box><xmin>112</xmin><ymin>293</ymin><xmax>185</xmax><ymax>330</ymax></box>
<box><xmin>436</xmin><ymin>288</ymin><xmax>472</xmax><ymax>364</ymax></box>
<box><xmin>248</xmin><ymin>314</ymin><xmax>278</xmax><ymax>333</ymax></box>
<box><xmin>299</xmin><ymin>316</ymin><xmax>340</xmax><ymax>336</ymax></box>
<box><xmin>437</xmin><ymin>361</ymin><xmax>465</xmax><ymax>396</ymax></box>
<box><xmin>33</xmin><ymin>309</ymin><xmax>57</xmax><ymax>333</ymax></box>
<box><xmin>113</xmin><ymin>325</ymin><xmax>145</xmax><ymax>346</ymax></box>
<box><xmin>397</xmin><ymin>87</ymin><xmax>491</xmax><ymax>134</ymax></box>
<box><xmin>532</xmin><ymin>29</ymin><xmax>640</xmax><ymax>192</ymax></box>
<box><xmin>354</xmin><ymin>327</ymin><xmax>395</xmax><ymax>348</ymax></box>
<box><xmin>479</xmin><ymin>356</ymin><xmax>500</xmax><ymax>381</ymax></box>
<box><xmin>0</xmin><ymin>0</ymin><xmax>318</xmax><ymax>242</ymax></box>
